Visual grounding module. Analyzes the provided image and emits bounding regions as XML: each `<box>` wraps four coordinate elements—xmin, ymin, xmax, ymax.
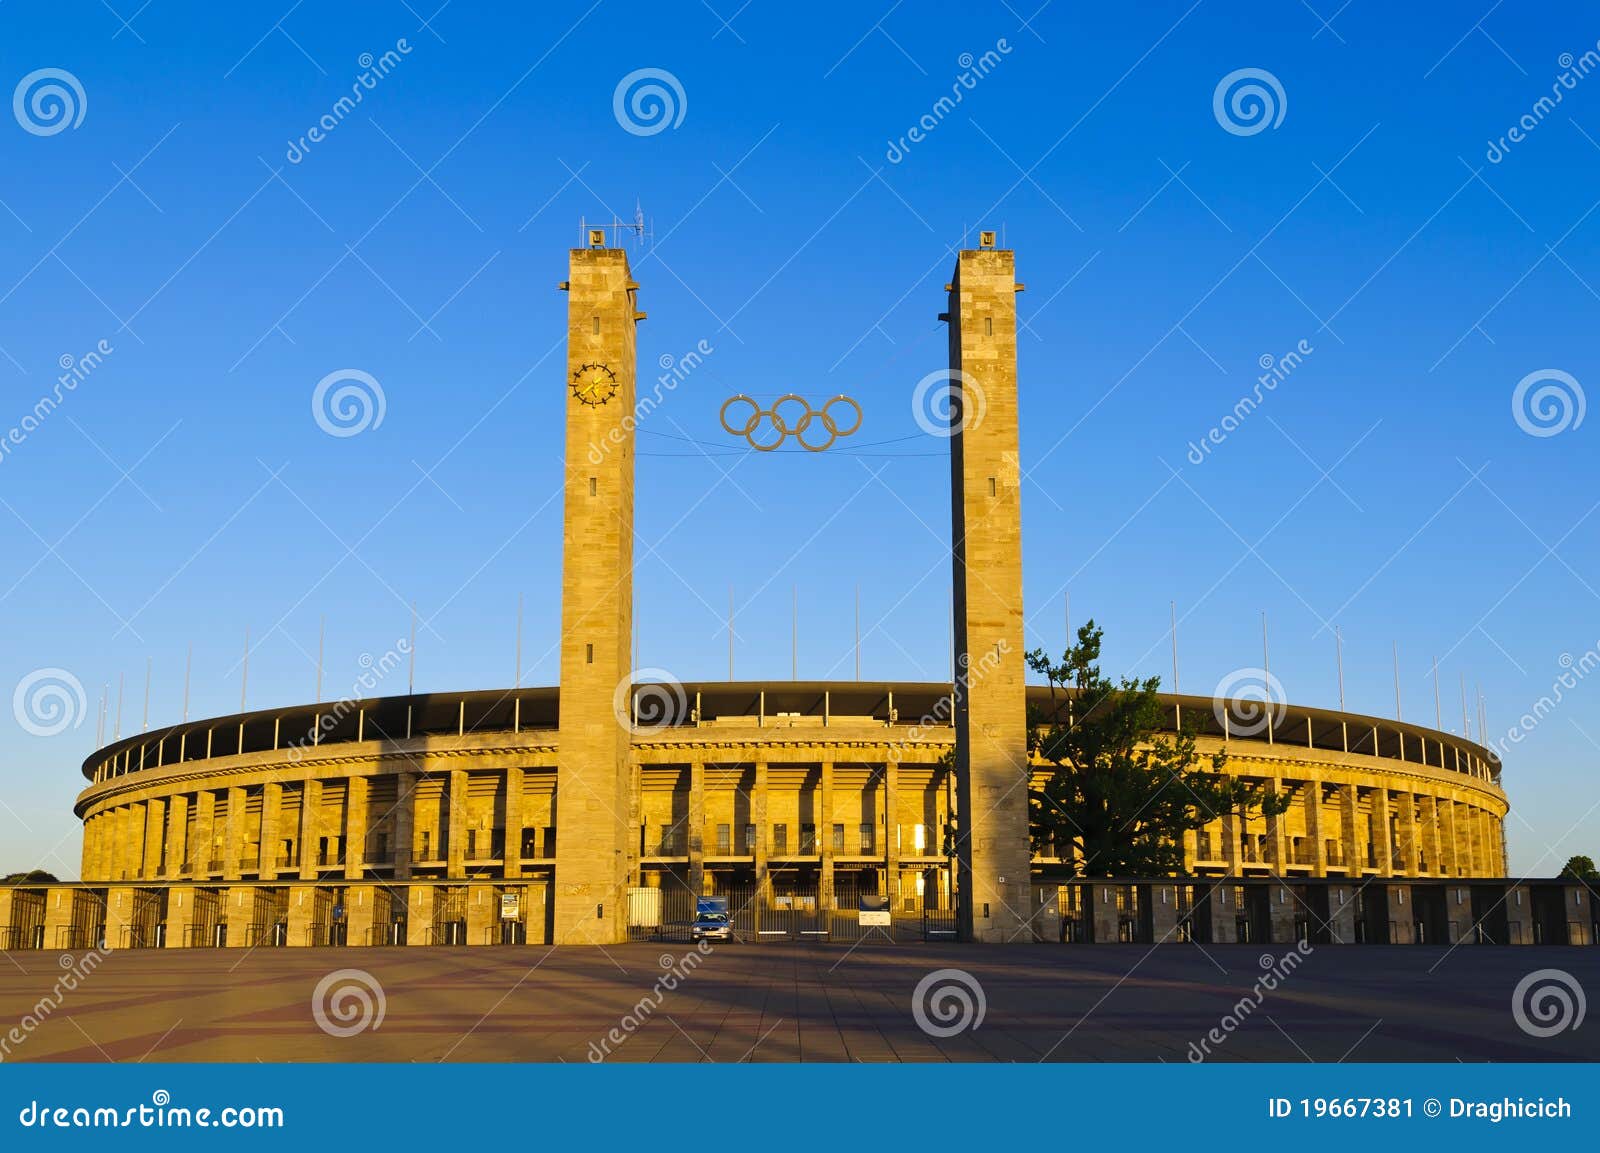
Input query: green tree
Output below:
<box><xmin>0</xmin><ymin>870</ymin><xmax>59</xmax><ymax>885</ymax></box>
<box><xmin>1026</xmin><ymin>620</ymin><xmax>1289</xmax><ymax>877</ymax></box>
<box><xmin>1559</xmin><ymin>855</ymin><xmax>1598</xmax><ymax>882</ymax></box>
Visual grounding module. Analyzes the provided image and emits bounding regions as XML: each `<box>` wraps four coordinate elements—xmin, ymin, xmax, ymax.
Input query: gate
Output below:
<box><xmin>2</xmin><ymin>889</ymin><xmax>46</xmax><ymax>950</ymax></box>
<box><xmin>247</xmin><ymin>888</ymin><xmax>289</xmax><ymax>946</ymax></box>
<box><xmin>123</xmin><ymin>888</ymin><xmax>169</xmax><ymax>948</ymax></box>
<box><xmin>186</xmin><ymin>888</ymin><xmax>224</xmax><ymax>947</ymax></box>
<box><xmin>431</xmin><ymin>885</ymin><xmax>468</xmax><ymax>945</ymax></box>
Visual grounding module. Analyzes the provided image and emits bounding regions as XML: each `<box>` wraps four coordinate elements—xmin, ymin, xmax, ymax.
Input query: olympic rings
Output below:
<box><xmin>718</xmin><ymin>394</ymin><xmax>863</xmax><ymax>452</ymax></box>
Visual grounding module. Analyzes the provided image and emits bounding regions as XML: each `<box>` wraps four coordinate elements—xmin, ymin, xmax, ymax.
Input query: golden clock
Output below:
<box><xmin>570</xmin><ymin>362</ymin><xmax>618</xmax><ymax>406</ymax></box>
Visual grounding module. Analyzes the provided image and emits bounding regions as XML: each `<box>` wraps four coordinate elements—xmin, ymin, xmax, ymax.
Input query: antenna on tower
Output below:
<box><xmin>578</xmin><ymin>202</ymin><xmax>653</xmax><ymax>250</ymax></box>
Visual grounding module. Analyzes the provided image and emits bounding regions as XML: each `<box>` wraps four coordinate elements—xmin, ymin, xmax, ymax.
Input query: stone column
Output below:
<box><xmin>142</xmin><ymin>798</ymin><xmax>166</xmax><ymax>880</ymax></box>
<box><xmin>345</xmin><ymin>884</ymin><xmax>377</xmax><ymax>946</ymax></box>
<box><xmin>1440</xmin><ymin>797</ymin><xmax>1460</xmax><ymax>877</ymax></box>
<box><xmin>394</xmin><ymin>771</ymin><xmax>416</xmax><ymax>879</ymax></box>
<box><xmin>259</xmin><ymin>783</ymin><xmax>282</xmax><ymax>879</ymax></box>
<box><xmin>166</xmin><ymin>886</ymin><xmax>196</xmax><ymax>948</ymax></box>
<box><xmin>884</xmin><ymin>757</ymin><xmax>900</xmax><ymax>907</ymax></box>
<box><xmin>1264</xmin><ymin>778</ymin><xmax>1288</xmax><ymax>870</ymax></box>
<box><xmin>344</xmin><ymin>775</ymin><xmax>368</xmax><ymax>880</ymax></box>
<box><xmin>1420</xmin><ymin>795</ymin><xmax>1443</xmax><ymax>876</ymax></box>
<box><xmin>405</xmin><ymin>885</ymin><xmax>431</xmax><ymax>946</ymax></box>
<box><xmin>819</xmin><ymin>759</ymin><xmax>834</xmax><ymax>912</ymax></box>
<box><xmin>502</xmin><ymin>768</ymin><xmax>523</xmax><ymax>880</ymax></box>
<box><xmin>286</xmin><ymin>884</ymin><xmax>316</xmax><ymax>946</ymax></box>
<box><xmin>224</xmin><ymin>787</ymin><xmax>245</xmax><ymax>881</ymax></box>
<box><xmin>1307</xmin><ymin>780</ymin><xmax>1327</xmax><ymax>875</ymax></box>
<box><xmin>299</xmin><ymin>779</ymin><xmax>321</xmax><ymax>880</ymax></box>
<box><xmin>687</xmin><ymin>760</ymin><xmax>705</xmax><ymax>896</ymax></box>
<box><xmin>1339</xmin><ymin>784</ymin><xmax>1360</xmax><ymax>873</ymax></box>
<box><xmin>1372</xmin><ymin>789</ymin><xmax>1393</xmax><ymax>874</ymax></box>
<box><xmin>194</xmin><ymin>790</ymin><xmax>216</xmax><ymax>876</ymax></box>
<box><xmin>1221</xmin><ymin>810</ymin><xmax>1240</xmax><ymax>872</ymax></box>
<box><xmin>447</xmin><ymin>769</ymin><xmax>467</xmax><ymax>878</ymax></box>
<box><xmin>753</xmin><ymin>759</ymin><xmax>770</xmax><ymax>906</ymax></box>
<box><xmin>165</xmin><ymin>794</ymin><xmax>189</xmax><ymax>878</ymax></box>
<box><xmin>467</xmin><ymin>883</ymin><xmax>495</xmax><ymax>946</ymax></box>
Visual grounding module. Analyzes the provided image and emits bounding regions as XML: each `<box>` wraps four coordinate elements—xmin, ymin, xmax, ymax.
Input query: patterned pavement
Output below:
<box><xmin>1</xmin><ymin>942</ymin><xmax>1596</xmax><ymax>1063</ymax></box>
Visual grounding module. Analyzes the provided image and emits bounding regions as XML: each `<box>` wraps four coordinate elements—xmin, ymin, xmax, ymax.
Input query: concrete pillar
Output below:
<box><xmin>947</xmin><ymin>243</ymin><xmax>1031</xmax><ymax>943</ymax></box>
<box><xmin>224</xmin><ymin>787</ymin><xmax>245</xmax><ymax>881</ymax></box>
<box><xmin>1372</xmin><ymin>790</ymin><xmax>1393</xmax><ymax>874</ymax></box>
<box><xmin>260</xmin><ymin>782</ymin><xmax>282</xmax><ymax>879</ymax></box>
<box><xmin>447</xmin><ymin>770</ymin><xmax>467</xmax><ymax>878</ymax></box>
<box><xmin>1396</xmin><ymin>792</ymin><xmax>1420</xmax><ymax>875</ymax></box>
<box><xmin>1339</xmin><ymin>784</ymin><xmax>1360</xmax><ymax>873</ymax></box>
<box><xmin>222</xmin><ymin>886</ymin><xmax>253</xmax><ymax>947</ymax></box>
<box><xmin>344</xmin><ymin>775</ymin><xmax>368</xmax><ymax>880</ymax></box>
<box><xmin>166</xmin><ymin>885</ymin><xmax>196</xmax><ymax>948</ymax></box>
<box><xmin>1150</xmin><ymin>882</ymin><xmax>1179</xmax><ymax>942</ymax></box>
<box><xmin>299</xmin><ymin>779</ymin><xmax>321</xmax><ymax>879</ymax></box>
<box><xmin>502</xmin><ymin>768</ymin><xmax>522</xmax><ymax>880</ymax></box>
<box><xmin>1307</xmin><ymin>780</ymin><xmax>1327</xmax><ymax>875</ymax></box>
<box><xmin>42</xmin><ymin>888</ymin><xmax>75</xmax><ymax>950</ymax></box>
<box><xmin>1268</xmin><ymin>883</ymin><xmax>1297</xmax><ymax>943</ymax></box>
<box><xmin>1420</xmin><ymin>795</ymin><xmax>1443</xmax><ymax>876</ymax></box>
<box><xmin>389</xmin><ymin>769</ymin><xmax>415</xmax><ymax>879</ymax></box>
<box><xmin>753</xmin><ymin>759</ymin><xmax>769</xmax><ymax>906</ymax></box>
<box><xmin>165</xmin><ymin>794</ymin><xmax>189</xmax><ymax>878</ymax></box>
<box><xmin>286</xmin><ymin>884</ymin><xmax>316</xmax><ymax>947</ymax></box>
<box><xmin>406</xmin><ymin>885</ymin><xmax>431</xmax><ymax>946</ymax></box>
<box><xmin>104</xmin><ymin>886</ymin><xmax>136</xmax><ymax>950</ymax></box>
<box><xmin>1221</xmin><ymin>810</ymin><xmax>1240</xmax><ymax>872</ymax></box>
<box><xmin>194</xmin><ymin>790</ymin><xmax>217</xmax><ymax>876</ymax></box>
<box><xmin>345</xmin><ymin>884</ymin><xmax>376</xmax><ymax>946</ymax></box>
<box><xmin>1441</xmin><ymin>797</ymin><xmax>1460</xmax><ymax>876</ymax></box>
<box><xmin>1264</xmin><ymin>778</ymin><xmax>1288</xmax><ymax>869</ymax></box>
<box><xmin>1328</xmin><ymin>882</ymin><xmax>1357</xmax><ymax>943</ymax></box>
<box><xmin>467</xmin><ymin>883</ymin><xmax>495</xmax><ymax>946</ymax></box>
<box><xmin>1387</xmin><ymin>883</ymin><xmax>1413</xmax><ymax>943</ymax></box>
<box><xmin>819</xmin><ymin>759</ymin><xmax>834</xmax><ymax>911</ymax></box>
<box><xmin>551</xmin><ymin>243</ymin><xmax>640</xmax><ymax>946</ymax></box>
<box><xmin>142</xmin><ymin>798</ymin><xmax>166</xmax><ymax>880</ymax></box>
<box><xmin>687</xmin><ymin>760</ymin><xmax>705</xmax><ymax>895</ymax></box>
<box><xmin>884</xmin><ymin>757</ymin><xmax>900</xmax><ymax>906</ymax></box>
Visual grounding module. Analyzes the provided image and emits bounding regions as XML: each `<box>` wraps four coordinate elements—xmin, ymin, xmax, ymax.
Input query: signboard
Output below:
<box><xmin>858</xmin><ymin>894</ymin><xmax>891</xmax><ymax>927</ymax></box>
<box><xmin>500</xmin><ymin>892</ymin><xmax>521</xmax><ymax>921</ymax></box>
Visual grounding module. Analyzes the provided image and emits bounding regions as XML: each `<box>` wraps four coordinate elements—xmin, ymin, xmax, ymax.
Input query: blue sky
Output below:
<box><xmin>1</xmin><ymin>1</ymin><xmax>1596</xmax><ymax>878</ymax></box>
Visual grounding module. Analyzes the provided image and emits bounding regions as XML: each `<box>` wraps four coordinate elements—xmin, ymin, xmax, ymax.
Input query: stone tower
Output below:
<box><xmin>947</xmin><ymin>240</ymin><xmax>1031</xmax><ymax>943</ymax></box>
<box><xmin>553</xmin><ymin>239</ymin><xmax>642</xmax><ymax>945</ymax></box>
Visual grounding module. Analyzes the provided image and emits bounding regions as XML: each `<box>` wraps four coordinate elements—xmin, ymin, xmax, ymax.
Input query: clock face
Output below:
<box><xmin>570</xmin><ymin>362</ymin><xmax>618</xmax><ymax>406</ymax></box>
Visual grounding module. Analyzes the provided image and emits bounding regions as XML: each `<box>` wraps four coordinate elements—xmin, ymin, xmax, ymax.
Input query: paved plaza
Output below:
<box><xmin>1</xmin><ymin>943</ymin><xmax>1595</xmax><ymax>1063</ymax></box>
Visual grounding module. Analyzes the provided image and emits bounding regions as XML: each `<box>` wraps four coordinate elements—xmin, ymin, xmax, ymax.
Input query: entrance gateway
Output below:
<box><xmin>556</xmin><ymin>232</ymin><xmax>1029</xmax><ymax>944</ymax></box>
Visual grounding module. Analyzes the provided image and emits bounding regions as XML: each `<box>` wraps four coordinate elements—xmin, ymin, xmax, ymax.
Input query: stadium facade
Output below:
<box><xmin>6</xmin><ymin>238</ymin><xmax>1569</xmax><ymax>953</ymax></box>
